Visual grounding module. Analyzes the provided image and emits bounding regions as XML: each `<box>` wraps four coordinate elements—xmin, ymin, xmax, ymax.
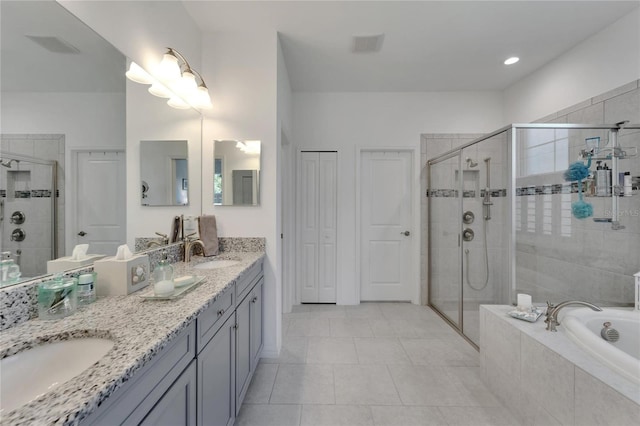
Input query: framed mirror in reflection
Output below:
<box><xmin>140</xmin><ymin>140</ymin><xmax>189</xmax><ymax>206</ymax></box>
<box><xmin>214</xmin><ymin>140</ymin><xmax>261</xmax><ymax>206</ymax></box>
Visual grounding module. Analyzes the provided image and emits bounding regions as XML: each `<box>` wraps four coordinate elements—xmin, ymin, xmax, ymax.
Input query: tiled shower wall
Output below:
<box><xmin>0</xmin><ymin>134</ymin><xmax>65</xmax><ymax>277</ymax></box>
<box><xmin>422</xmin><ymin>79</ymin><xmax>640</xmax><ymax>308</ymax></box>
<box><xmin>517</xmin><ymin>80</ymin><xmax>640</xmax><ymax>306</ymax></box>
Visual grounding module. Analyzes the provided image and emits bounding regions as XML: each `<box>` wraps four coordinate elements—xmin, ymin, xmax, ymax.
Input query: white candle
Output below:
<box><xmin>517</xmin><ymin>293</ymin><xmax>532</xmax><ymax>311</ymax></box>
<box><xmin>154</xmin><ymin>279</ymin><xmax>175</xmax><ymax>296</ymax></box>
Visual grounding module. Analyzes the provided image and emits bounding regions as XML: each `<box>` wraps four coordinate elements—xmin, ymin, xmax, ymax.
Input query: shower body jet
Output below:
<box><xmin>483</xmin><ymin>157</ymin><xmax>492</xmax><ymax>220</ymax></box>
<box><xmin>465</xmin><ymin>157</ymin><xmax>478</xmax><ymax>168</ymax></box>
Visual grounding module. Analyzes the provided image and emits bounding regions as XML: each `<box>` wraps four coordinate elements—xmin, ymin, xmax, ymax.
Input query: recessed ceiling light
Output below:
<box><xmin>504</xmin><ymin>57</ymin><xmax>520</xmax><ymax>65</ymax></box>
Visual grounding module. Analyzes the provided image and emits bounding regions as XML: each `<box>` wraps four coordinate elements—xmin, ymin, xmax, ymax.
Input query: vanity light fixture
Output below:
<box><xmin>504</xmin><ymin>56</ymin><xmax>520</xmax><ymax>65</ymax></box>
<box><xmin>125</xmin><ymin>47</ymin><xmax>212</xmax><ymax>110</ymax></box>
<box><xmin>235</xmin><ymin>140</ymin><xmax>261</xmax><ymax>155</ymax></box>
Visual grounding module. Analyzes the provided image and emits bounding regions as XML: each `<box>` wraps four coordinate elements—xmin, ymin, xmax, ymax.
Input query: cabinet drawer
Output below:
<box><xmin>236</xmin><ymin>260</ymin><xmax>263</xmax><ymax>303</ymax></box>
<box><xmin>197</xmin><ymin>288</ymin><xmax>234</xmax><ymax>353</ymax></box>
<box><xmin>84</xmin><ymin>322</ymin><xmax>196</xmax><ymax>426</ymax></box>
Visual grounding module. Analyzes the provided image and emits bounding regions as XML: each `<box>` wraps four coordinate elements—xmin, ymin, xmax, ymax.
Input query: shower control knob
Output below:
<box><xmin>11</xmin><ymin>228</ymin><xmax>26</xmax><ymax>242</ymax></box>
<box><xmin>462</xmin><ymin>211</ymin><xmax>475</xmax><ymax>224</ymax></box>
<box><xmin>462</xmin><ymin>228</ymin><xmax>475</xmax><ymax>242</ymax></box>
<box><xmin>10</xmin><ymin>211</ymin><xmax>25</xmax><ymax>225</ymax></box>
<box><xmin>401</xmin><ymin>231</ymin><xmax>410</xmax><ymax>236</ymax></box>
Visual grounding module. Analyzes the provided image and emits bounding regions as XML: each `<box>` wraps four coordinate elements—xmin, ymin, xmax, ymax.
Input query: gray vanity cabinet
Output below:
<box><xmin>83</xmin><ymin>322</ymin><xmax>196</xmax><ymax>426</ymax></box>
<box><xmin>139</xmin><ymin>361</ymin><xmax>197</xmax><ymax>426</ymax></box>
<box><xmin>235</xmin><ymin>277</ymin><xmax>264</xmax><ymax>413</ymax></box>
<box><xmin>197</xmin><ymin>315</ymin><xmax>236</xmax><ymax>426</ymax></box>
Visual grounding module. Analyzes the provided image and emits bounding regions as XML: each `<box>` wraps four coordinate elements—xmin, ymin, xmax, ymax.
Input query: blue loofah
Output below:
<box><xmin>564</xmin><ymin>157</ymin><xmax>592</xmax><ymax>182</ymax></box>
<box><xmin>572</xmin><ymin>199</ymin><xmax>593</xmax><ymax>219</ymax></box>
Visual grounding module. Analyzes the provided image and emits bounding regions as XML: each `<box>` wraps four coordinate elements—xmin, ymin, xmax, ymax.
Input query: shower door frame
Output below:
<box><xmin>0</xmin><ymin>151</ymin><xmax>58</xmax><ymax>260</ymax></box>
<box><xmin>426</xmin><ymin>122</ymin><xmax>640</xmax><ymax>346</ymax></box>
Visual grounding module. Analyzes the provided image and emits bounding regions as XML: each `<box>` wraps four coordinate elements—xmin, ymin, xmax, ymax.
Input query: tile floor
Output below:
<box><xmin>235</xmin><ymin>303</ymin><xmax>521</xmax><ymax>426</ymax></box>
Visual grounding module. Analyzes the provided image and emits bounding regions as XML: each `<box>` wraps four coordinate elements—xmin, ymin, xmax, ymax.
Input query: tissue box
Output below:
<box><xmin>93</xmin><ymin>254</ymin><xmax>150</xmax><ymax>296</ymax></box>
<box><xmin>47</xmin><ymin>254</ymin><xmax>106</xmax><ymax>274</ymax></box>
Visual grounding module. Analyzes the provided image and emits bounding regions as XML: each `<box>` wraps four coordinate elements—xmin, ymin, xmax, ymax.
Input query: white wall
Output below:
<box><xmin>126</xmin><ymin>78</ymin><xmax>202</xmax><ymax>248</ymax></box>
<box><xmin>200</xmin><ymin>31</ymin><xmax>281</xmax><ymax>357</ymax></box>
<box><xmin>504</xmin><ymin>8</ymin><xmax>640</xmax><ymax>123</ymax></box>
<box><xmin>293</xmin><ymin>91</ymin><xmax>503</xmax><ymax>304</ymax></box>
<box><xmin>1</xmin><ymin>91</ymin><xmax>125</xmax><ymax>255</ymax></box>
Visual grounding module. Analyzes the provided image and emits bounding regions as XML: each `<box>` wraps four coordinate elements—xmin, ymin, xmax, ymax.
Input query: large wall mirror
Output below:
<box><xmin>141</xmin><ymin>140</ymin><xmax>189</xmax><ymax>206</ymax></box>
<box><xmin>0</xmin><ymin>1</ymin><xmax>201</xmax><ymax>288</ymax></box>
<box><xmin>214</xmin><ymin>140</ymin><xmax>261</xmax><ymax>206</ymax></box>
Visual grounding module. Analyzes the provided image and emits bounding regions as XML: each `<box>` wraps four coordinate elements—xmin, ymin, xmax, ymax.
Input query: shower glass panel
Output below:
<box><xmin>0</xmin><ymin>153</ymin><xmax>57</xmax><ymax>283</ymax></box>
<box><xmin>428</xmin><ymin>152</ymin><xmax>462</xmax><ymax>327</ymax></box>
<box><xmin>460</xmin><ymin>133</ymin><xmax>511</xmax><ymax>345</ymax></box>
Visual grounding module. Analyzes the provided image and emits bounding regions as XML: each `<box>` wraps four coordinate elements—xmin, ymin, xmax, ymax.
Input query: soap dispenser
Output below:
<box><xmin>0</xmin><ymin>252</ymin><xmax>21</xmax><ymax>285</ymax></box>
<box><xmin>152</xmin><ymin>250</ymin><xmax>174</xmax><ymax>296</ymax></box>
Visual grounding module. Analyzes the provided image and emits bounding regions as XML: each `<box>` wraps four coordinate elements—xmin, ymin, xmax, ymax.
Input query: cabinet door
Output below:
<box><xmin>140</xmin><ymin>361</ymin><xmax>197</xmax><ymax>426</ymax></box>
<box><xmin>235</xmin><ymin>295</ymin><xmax>252</xmax><ymax>414</ymax></box>
<box><xmin>198</xmin><ymin>315</ymin><xmax>236</xmax><ymax>426</ymax></box>
<box><xmin>250</xmin><ymin>278</ymin><xmax>264</xmax><ymax>371</ymax></box>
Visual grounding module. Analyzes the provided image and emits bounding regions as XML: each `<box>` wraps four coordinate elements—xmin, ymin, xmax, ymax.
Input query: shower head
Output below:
<box><xmin>465</xmin><ymin>158</ymin><xmax>478</xmax><ymax>168</ymax></box>
<box><xmin>0</xmin><ymin>159</ymin><xmax>19</xmax><ymax>168</ymax></box>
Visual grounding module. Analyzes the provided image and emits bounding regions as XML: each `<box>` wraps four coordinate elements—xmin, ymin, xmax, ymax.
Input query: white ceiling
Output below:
<box><xmin>183</xmin><ymin>0</ymin><xmax>640</xmax><ymax>92</ymax></box>
<box><xmin>0</xmin><ymin>1</ymin><xmax>125</xmax><ymax>93</ymax></box>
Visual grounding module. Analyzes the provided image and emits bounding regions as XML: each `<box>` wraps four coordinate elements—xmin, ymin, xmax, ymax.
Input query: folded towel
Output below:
<box><xmin>198</xmin><ymin>215</ymin><xmax>219</xmax><ymax>256</ymax></box>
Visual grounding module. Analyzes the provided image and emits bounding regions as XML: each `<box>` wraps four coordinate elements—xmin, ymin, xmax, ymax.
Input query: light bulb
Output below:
<box><xmin>158</xmin><ymin>52</ymin><xmax>181</xmax><ymax>80</ymax></box>
<box><xmin>125</xmin><ymin>62</ymin><xmax>153</xmax><ymax>84</ymax></box>
<box><xmin>192</xmin><ymin>86</ymin><xmax>213</xmax><ymax>109</ymax></box>
<box><xmin>179</xmin><ymin>71</ymin><xmax>198</xmax><ymax>94</ymax></box>
<box><xmin>148</xmin><ymin>82</ymin><xmax>173</xmax><ymax>98</ymax></box>
<box><xmin>167</xmin><ymin>96</ymin><xmax>191</xmax><ymax>109</ymax></box>
<box><xmin>504</xmin><ymin>57</ymin><xmax>520</xmax><ymax>65</ymax></box>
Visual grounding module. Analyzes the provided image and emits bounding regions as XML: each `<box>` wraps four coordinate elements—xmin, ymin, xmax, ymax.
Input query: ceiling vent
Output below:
<box><xmin>351</xmin><ymin>34</ymin><xmax>385</xmax><ymax>53</ymax></box>
<box><xmin>25</xmin><ymin>36</ymin><xmax>80</xmax><ymax>54</ymax></box>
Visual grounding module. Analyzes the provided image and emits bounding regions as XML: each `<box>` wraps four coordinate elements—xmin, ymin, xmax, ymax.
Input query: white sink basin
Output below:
<box><xmin>0</xmin><ymin>338</ymin><xmax>114</xmax><ymax>413</ymax></box>
<box><xmin>193</xmin><ymin>260</ymin><xmax>240</xmax><ymax>270</ymax></box>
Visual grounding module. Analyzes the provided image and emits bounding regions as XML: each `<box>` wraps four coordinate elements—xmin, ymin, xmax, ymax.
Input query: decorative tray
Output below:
<box><xmin>140</xmin><ymin>276</ymin><xmax>206</xmax><ymax>300</ymax></box>
<box><xmin>508</xmin><ymin>307</ymin><xmax>544</xmax><ymax>323</ymax></box>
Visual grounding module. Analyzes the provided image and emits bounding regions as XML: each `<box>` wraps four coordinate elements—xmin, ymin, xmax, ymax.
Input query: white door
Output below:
<box><xmin>360</xmin><ymin>151</ymin><xmax>413</xmax><ymax>301</ymax></box>
<box><xmin>298</xmin><ymin>151</ymin><xmax>337</xmax><ymax>303</ymax></box>
<box><xmin>75</xmin><ymin>151</ymin><xmax>126</xmax><ymax>255</ymax></box>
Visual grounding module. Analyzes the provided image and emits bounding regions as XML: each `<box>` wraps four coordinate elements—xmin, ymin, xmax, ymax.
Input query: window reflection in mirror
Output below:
<box><xmin>140</xmin><ymin>140</ymin><xmax>189</xmax><ymax>206</ymax></box>
<box><xmin>214</xmin><ymin>140</ymin><xmax>261</xmax><ymax>206</ymax></box>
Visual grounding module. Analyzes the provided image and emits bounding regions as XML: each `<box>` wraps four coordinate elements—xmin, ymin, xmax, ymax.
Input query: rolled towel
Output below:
<box><xmin>198</xmin><ymin>215</ymin><xmax>219</xmax><ymax>256</ymax></box>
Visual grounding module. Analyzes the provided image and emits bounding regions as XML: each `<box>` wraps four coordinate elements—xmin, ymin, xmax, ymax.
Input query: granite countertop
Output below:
<box><xmin>0</xmin><ymin>251</ymin><xmax>264</xmax><ymax>426</ymax></box>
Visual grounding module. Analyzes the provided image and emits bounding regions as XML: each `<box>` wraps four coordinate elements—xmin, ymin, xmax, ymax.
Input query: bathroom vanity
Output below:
<box><xmin>0</xmin><ymin>252</ymin><xmax>264</xmax><ymax>426</ymax></box>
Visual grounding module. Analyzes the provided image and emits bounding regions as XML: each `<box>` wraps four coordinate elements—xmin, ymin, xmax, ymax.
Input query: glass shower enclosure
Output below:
<box><xmin>427</xmin><ymin>123</ymin><xmax>639</xmax><ymax>347</ymax></box>
<box><xmin>0</xmin><ymin>152</ymin><xmax>57</xmax><ymax>283</ymax></box>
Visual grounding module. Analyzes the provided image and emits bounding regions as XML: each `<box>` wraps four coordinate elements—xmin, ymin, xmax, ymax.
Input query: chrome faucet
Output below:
<box><xmin>184</xmin><ymin>234</ymin><xmax>205</xmax><ymax>262</ymax></box>
<box><xmin>146</xmin><ymin>232</ymin><xmax>169</xmax><ymax>248</ymax></box>
<box><xmin>544</xmin><ymin>301</ymin><xmax>602</xmax><ymax>331</ymax></box>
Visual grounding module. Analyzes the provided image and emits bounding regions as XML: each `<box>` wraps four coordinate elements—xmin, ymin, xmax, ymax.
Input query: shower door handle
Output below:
<box><xmin>401</xmin><ymin>231</ymin><xmax>410</xmax><ymax>236</ymax></box>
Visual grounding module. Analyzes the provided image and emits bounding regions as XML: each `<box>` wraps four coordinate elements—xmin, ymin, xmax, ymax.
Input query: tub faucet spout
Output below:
<box><xmin>545</xmin><ymin>301</ymin><xmax>602</xmax><ymax>331</ymax></box>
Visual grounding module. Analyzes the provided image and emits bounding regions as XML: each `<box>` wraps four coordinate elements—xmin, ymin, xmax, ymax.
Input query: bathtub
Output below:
<box><xmin>561</xmin><ymin>307</ymin><xmax>640</xmax><ymax>385</ymax></box>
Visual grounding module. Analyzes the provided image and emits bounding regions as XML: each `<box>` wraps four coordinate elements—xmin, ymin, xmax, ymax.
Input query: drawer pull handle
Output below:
<box><xmin>251</xmin><ymin>296</ymin><xmax>258</xmax><ymax>303</ymax></box>
<box><xmin>217</xmin><ymin>309</ymin><xmax>225</xmax><ymax>317</ymax></box>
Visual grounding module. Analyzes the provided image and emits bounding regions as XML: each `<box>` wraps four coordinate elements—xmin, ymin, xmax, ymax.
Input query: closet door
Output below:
<box><xmin>298</xmin><ymin>151</ymin><xmax>337</xmax><ymax>303</ymax></box>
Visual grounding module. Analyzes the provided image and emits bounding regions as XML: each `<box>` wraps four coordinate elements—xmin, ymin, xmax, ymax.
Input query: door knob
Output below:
<box><xmin>401</xmin><ymin>231</ymin><xmax>410</xmax><ymax>236</ymax></box>
<box><xmin>78</xmin><ymin>231</ymin><xmax>87</xmax><ymax>236</ymax></box>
